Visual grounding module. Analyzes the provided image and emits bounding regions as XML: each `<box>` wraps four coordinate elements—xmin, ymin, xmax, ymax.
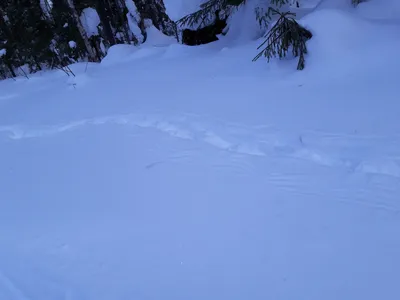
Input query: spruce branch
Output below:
<box><xmin>253</xmin><ymin>9</ymin><xmax>312</xmax><ymax>70</ymax></box>
<box><xmin>176</xmin><ymin>0</ymin><xmax>245</xmax><ymax>29</ymax></box>
<box><xmin>177</xmin><ymin>0</ymin><xmax>227</xmax><ymax>28</ymax></box>
<box><xmin>255</xmin><ymin>1</ymin><xmax>293</xmax><ymax>31</ymax></box>
<box><xmin>352</xmin><ymin>0</ymin><xmax>366</xmax><ymax>6</ymax></box>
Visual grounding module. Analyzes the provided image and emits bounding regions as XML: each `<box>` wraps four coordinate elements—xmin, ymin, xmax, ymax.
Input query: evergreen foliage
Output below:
<box><xmin>253</xmin><ymin>9</ymin><xmax>312</xmax><ymax>70</ymax></box>
<box><xmin>176</xmin><ymin>0</ymin><xmax>291</xmax><ymax>30</ymax></box>
<box><xmin>352</xmin><ymin>0</ymin><xmax>365</xmax><ymax>5</ymax></box>
<box><xmin>0</xmin><ymin>0</ymin><xmax>368</xmax><ymax>79</ymax></box>
<box><xmin>0</xmin><ymin>0</ymin><xmax>177</xmax><ymax>79</ymax></box>
<box><xmin>177</xmin><ymin>0</ymin><xmax>311</xmax><ymax>70</ymax></box>
<box><xmin>177</xmin><ymin>0</ymin><xmax>232</xmax><ymax>29</ymax></box>
<box><xmin>181</xmin><ymin>9</ymin><xmax>228</xmax><ymax>45</ymax></box>
<box><xmin>255</xmin><ymin>0</ymin><xmax>291</xmax><ymax>30</ymax></box>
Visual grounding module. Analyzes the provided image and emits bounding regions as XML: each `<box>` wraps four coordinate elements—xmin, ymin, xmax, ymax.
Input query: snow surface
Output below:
<box><xmin>1</xmin><ymin>1</ymin><xmax>400</xmax><ymax>300</ymax></box>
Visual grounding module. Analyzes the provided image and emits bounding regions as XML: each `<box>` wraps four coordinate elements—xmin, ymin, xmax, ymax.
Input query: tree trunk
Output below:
<box><xmin>96</xmin><ymin>0</ymin><xmax>116</xmax><ymax>46</ymax></box>
<box><xmin>65</xmin><ymin>0</ymin><xmax>99</xmax><ymax>62</ymax></box>
<box><xmin>0</xmin><ymin>12</ymin><xmax>17</xmax><ymax>77</ymax></box>
<box><xmin>116</xmin><ymin>0</ymin><xmax>139</xmax><ymax>44</ymax></box>
<box><xmin>133</xmin><ymin>0</ymin><xmax>177</xmax><ymax>39</ymax></box>
<box><xmin>0</xmin><ymin>11</ymin><xmax>12</xmax><ymax>40</ymax></box>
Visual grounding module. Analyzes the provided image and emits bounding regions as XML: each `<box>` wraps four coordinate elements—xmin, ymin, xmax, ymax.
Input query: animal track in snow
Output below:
<box><xmin>1</xmin><ymin>112</ymin><xmax>400</xmax><ymax>179</ymax></box>
<box><xmin>0</xmin><ymin>94</ymin><xmax>19</xmax><ymax>101</ymax></box>
<box><xmin>0</xmin><ymin>269</ymin><xmax>32</xmax><ymax>300</ymax></box>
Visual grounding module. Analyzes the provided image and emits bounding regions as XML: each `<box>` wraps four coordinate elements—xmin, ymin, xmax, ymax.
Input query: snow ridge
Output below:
<box><xmin>1</xmin><ymin>113</ymin><xmax>400</xmax><ymax>180</ymax></box>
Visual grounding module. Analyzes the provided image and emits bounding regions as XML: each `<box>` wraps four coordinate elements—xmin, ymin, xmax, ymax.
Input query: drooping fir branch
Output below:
<box><xmin>177</xmin><ymin>0</ymin><xmax>245</xmax><ymax>29</ymax></box>
<box><xmin>351</xmin><ymin>0</ymin><xmax>365</xmax><ymax>6</ymax></box>
<box><xmin>177</xmin><ymin>0</ymin><xmax>225</xmax><ymax>28</ymax></box>
<box><xmin>253</xmin><ymin>9</ymin><xmax>312</xmax><ymax>70</ymax></box>
<box><xmin>255</xmin><ymin>0</ymin><xmax>290</xmax><ymax>30</ymax></box>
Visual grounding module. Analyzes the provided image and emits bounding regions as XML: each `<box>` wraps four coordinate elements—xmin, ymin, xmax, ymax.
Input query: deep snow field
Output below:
<box><xmin>1</xmin><ymin>1</ymin><xmax>400</xmax><ymax>299</ymax></box>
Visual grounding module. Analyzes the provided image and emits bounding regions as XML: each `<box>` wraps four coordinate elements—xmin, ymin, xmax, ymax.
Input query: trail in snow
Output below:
<box><xmin>1</xmin><ymin>112</ymin><xmax>399</xmax><ymax>217</ymax></box>
<box><xmin>0</xmin><ymin>269</ymin><xmax>31</xmax><ymax>300</ymax></box>
<box><xmin>1</xmin><ymin>121</ymin><xmax>399</xmax><ymax>300</ymax></box>
<box><xmin>1</xmin><ymin>113</ymin><xmax>400</xmax><ymax>180</ymax></box>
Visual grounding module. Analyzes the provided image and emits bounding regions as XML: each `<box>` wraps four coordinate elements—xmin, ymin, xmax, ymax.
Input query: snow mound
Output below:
<box><xmin>314</xmin><ymin>0</ymin><xmax>353</xmax><ymax>11</ymax></box>
<box><xmin>105</xmin><ymin>43</ymin><xmax>137</xmax><ymax>57</ymax></box>
<box><xmin>101</xmin><ymin>26</ymin><xmax>177</xmax><ymax>66</ymax></box>
<box><xmin>162</xmin><ymin>43</ymin><xmax>191</xmax><ymax>59</ymax></box>
<box><xmin>101</xmin><ymin>44</ymin><xmax>139</xmax><ymax>66</ymax></box>
<box><xmin>301</xmin><ymin>8</ymin><xmax>400</xmax><ymax>75</ymax></box>
<box><xmin>145</xmin><ymin>25</ymin><xmax>177</xmax><ymax>47</ymax></box>
<box><xmin>66</xmin><ymin>73</ymin><xmax>91</xmax><ymax>89</ymax></box>
<box><xmin>357</xmin><ymin>0</ymin><xmax>400</xmax><ymax>21</ymax></box>
<box><xmin>101</xmin><ymin>44</ymin><xmax>163</xmax><ymax>67</ymax></box>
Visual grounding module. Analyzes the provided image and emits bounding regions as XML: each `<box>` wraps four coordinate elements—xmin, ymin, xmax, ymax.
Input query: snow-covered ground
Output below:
<box><xmin>1</xmin><ymin>1</ymin><xmax>400</xmax><ymax>299</ymax></box>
